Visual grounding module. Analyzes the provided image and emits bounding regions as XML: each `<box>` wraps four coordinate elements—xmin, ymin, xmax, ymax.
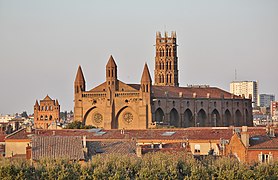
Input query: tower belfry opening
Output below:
<box><xmin>154</xmin><ymin>31</ymin><xmax>179</xmax><ymax>87</ymax></box>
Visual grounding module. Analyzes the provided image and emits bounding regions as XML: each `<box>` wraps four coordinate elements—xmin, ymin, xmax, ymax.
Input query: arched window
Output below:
<box><xmin>41</xmin><ymin>106</ymin><xmax>44</xmax><ymax>111</ymax></box>
<box><xmin>49</xmin><ymin>115</ymin><xmax>52</xmax><ymax>120</ymax></box>
<box><xmin>40</xmin><ymin>115</ymin><xmax>43</xmax><ymax>120</ymax></box>
<box><xmin>45</xmin><ymin>115</ymin><xmax>48</xmax><ymax>120</ymax></box>
<box><xmin>161</xmin><ymin>62</ymin><xmax>164</xmax><ymax>70</ymax></box>
<box><xmin>166</xmin><ymin>62</ymin><xmax>168</xmax><ymax>70</ymax></box>
<box><xmin>169</xmin><ymin>61</ymin><xmax>172</xmax><ymax>70</ymax></box>
<box><xmin>169</xmin><ymin>74</ymin><xmax>172</xmax><ymax>83</ymax></box>
<box><xmin>161</xmin><ymin>74</ymin><xmax>164</xmax><ymax>83</ymax></box>
<box><xmin>169</xmin><ymin>48</ymin><xmax>172</xmax><ymax>57</ymax></box>
<box><xmin>146</xmin><ymin>84</ymin><xmax>149</xmax><ymax>92</ymax></box>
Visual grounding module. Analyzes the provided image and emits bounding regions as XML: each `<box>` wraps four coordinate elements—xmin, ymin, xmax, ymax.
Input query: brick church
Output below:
<box><xmin>74</xmin><ymin>32</ymin><xmax>253</xmax><ymax>129</ymax></box>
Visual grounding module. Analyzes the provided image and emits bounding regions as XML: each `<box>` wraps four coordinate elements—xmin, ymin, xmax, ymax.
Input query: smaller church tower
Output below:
<box><xmin>106</xmin><ymin>55</ymin><xmax>118</xmax><ymax>91</ymax></box>
<box><xmin>34</xmin><ymin>95</ymin><xmax>60</xmax><ymax>129</ymax></box>
<box><xmin>74</xmin><ymin>65</ymin><xmax>86</xmax><ymax>121</ymax></box>
<box><xmin>141</xmin><ymin>63</ymin><xmax>152</xmax><ymax>94</ymax></box>
<box><xmin>140</xmin><ymin>63</ymin><xmax>153</xmax><ymax>128</ymax></box>
<box><xmin>154</xmin><ymin>31</ymin><xmax>179</xmax><ymax>86</ymax></box>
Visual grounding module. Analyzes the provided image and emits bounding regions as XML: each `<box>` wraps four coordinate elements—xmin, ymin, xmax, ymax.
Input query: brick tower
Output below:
<box><xmin>154</xmin><ymin>31</ymin><xmax>179</xmax><ymax>86</ymax></box>
<box><xmin>34</xmin><ymin>95</ymin><xmax>60</xmax><ymax>129</ymax></box>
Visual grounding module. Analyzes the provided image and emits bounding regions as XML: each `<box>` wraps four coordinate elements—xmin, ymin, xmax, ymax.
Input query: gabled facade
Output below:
<box><xmin>74</xmin><ymin>56</ymin><xmax>152</xmax><ymax>129</ymax></box>
<box><xmin>225</xmin><ymin>126</ymin><xmax>278</xmax><ymax>164</ymax></box>
<box><xmin>34</xmin><ymin>95</ymin><xmax>60</xmax><ymax>129</ymax></box>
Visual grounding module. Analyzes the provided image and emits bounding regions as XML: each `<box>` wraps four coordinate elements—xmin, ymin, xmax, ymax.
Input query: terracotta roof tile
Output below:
<box><xmin>87</xmin><ymin>141</ymin><xmax>136</xmax><ymax>156</ymax></box>
<box><xmin>152</xmin><ymin>86</ymin><xmax>242</xmax><ymax>99</ymax></box>
<box><xmin>249</xmin><ymin>135</ymin><xmax>278</xmax><ymax>149</ymax></box>
<box><xmin>32</xmin><ymin>136</ymin><xmax>85</xmax><ymax>160</ymax></box>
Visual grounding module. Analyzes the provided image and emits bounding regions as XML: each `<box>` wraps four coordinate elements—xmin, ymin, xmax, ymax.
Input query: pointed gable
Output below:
<box><xmin>75</xmin><ymin>65</ymin><xmax>85</xmax><ymax>83</ymax></box>
<box><xmin>141</xmin><ymin>63</ymin><xmax>152</xmax><ymax>82</ymax></box>
<box><xmin>43</xmin><ymin>95</ymin><xmax>52</xmax><ymax>101</ymax></box>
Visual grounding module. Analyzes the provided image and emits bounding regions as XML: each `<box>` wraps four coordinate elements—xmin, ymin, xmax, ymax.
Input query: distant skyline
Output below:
<box><xmin>0</xmin><ymin>0</ymin><xmax>277</xmax><ymax>114</ymax></box>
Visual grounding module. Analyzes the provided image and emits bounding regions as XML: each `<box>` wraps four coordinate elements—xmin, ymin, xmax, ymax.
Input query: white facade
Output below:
<box><xmin>259</xmin><ymin>94</ymin><xmax>275</xmax><ymax>107</ymax></box>
<box><xmin>0</xmin><ymin>114</ymin><xmax>15</xmax><ymax>123</ymax></box>
<box><xmin>230</xmin><ymin>81</ymin><xmax>258</xmax><ymax>107</ymax></box>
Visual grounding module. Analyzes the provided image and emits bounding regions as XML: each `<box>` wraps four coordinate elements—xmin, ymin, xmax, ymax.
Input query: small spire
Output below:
<box><xmin>55</xmin><ymin>99</ymin><xmax>59</xmax><ymax>106</ymax></box>
<box><xmin>34</xmin><ymin>100</ymin><xmax>39</xmax><ymax>107</ymax></box>
<box><xmin>75</xmin><ymin>65</ymin><xmax>85</xmax><ymax>83</ymax></box>
<box><xmin>106</xmin><ymin>55</ymin><xmax>117</xmax><ymax>67</ymax></box>
<box><xmin>141</xmin><ymin>63</ymin><xmax>152</xmax><ymax>83</ymax></box>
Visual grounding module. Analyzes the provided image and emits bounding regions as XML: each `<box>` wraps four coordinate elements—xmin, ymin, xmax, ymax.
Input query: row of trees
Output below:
<box><xmin>0</xmin><ymin>153</ymin><xmax>277</xmax><ymax>179</ymax></box>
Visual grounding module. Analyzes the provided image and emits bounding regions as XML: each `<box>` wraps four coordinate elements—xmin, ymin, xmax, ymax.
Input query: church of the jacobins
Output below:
<box><xmin>73</xmin><ymin>32</ymin><xmax>253</xmax><ymax>129</ymax></box>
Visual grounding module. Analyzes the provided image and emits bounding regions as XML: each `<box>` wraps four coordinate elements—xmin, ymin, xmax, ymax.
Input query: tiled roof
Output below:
<box><xmin>0</xmin><ymin>134</ymin><xmax>6</xmax><ymax>142</ymax></box>
<box><xmin>6</xmin><ymin>127</ymin><xmax>272</xmax><ymax>142</ymax></box>
<box><xmin>152</xmin><ymin>86</ymin><xmax>242</xmax><ymax>99</ymax></box>
<box><xmin>87</xmin><ymin>141</ymin><xmax>136</xmax><ymax>156</ymax></box>
<box><xmin>32</xmin><ymin>136</ymin><xmax>85</xmax><ymax>160</ymax></box>
<box><xmin>249</xmin><ymin>135</ymin><xmax>278</xmax><ymax>149</ymax></box>
<box><xmin>141</xmin><ymin>142</ymin><xmax>191</xmax><ymax>154</ymax></box>
<box><xmin>5</xmin><ymin>128</ymin><xmax>34</xmax><ymax>140</ymax></box>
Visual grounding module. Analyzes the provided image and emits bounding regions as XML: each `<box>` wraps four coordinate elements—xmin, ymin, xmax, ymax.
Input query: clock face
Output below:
<box><xmin>123</xmin><ymin>112</ymin><xmax>133</xmax><ymax>124</ymax></box>
<box><xmin>93</xmin><ymin>113</ymin><xmax>103</xmax><ymax>124</ymax></box>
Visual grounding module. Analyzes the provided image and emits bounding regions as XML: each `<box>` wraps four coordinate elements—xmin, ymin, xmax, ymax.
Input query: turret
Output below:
<box><xmin>74</xmin><ymin>65</ymin><xmax>86</xmax><ymax>94</ymax></box>
<box><xmin>74</xmin><ymin>65</ymin><xmax>85</xmax><ymax>122</ymax></box>
<box><xmin>140</xmin><ymin>63</ymin><xmax>152</xmax><ymax>93</ymax></box>
<box><xmin>106</xmin><ymin>55</ymin><xmax>118</xmax><ymax>91</ymax></box>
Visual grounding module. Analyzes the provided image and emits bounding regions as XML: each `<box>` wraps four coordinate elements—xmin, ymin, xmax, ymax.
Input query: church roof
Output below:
<box><xmin>106</xmin><ymin>55</ymin><xmax>117</xmax><ymax>67</ymax></box>
<box><xmin>43</xmin><ymin>95</ymin><xmax>52</xmax><ymax>101</ymax></box>
<box><xmin>75</xmin><ymin>65</ymin><xmax>85</xmax><ymax>83</ymax></box>
<box><xmin>152</xmin><ymin>86</ymin><xmax>243</xmax><ymax>99</ymax></box>
<box><xmin>141</xmin><ymin>63</ymin><xmax>152</xmax><ymax>82</ymax></box>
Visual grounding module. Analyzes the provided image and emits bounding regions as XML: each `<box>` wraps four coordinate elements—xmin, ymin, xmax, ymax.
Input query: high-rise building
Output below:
<box><xmin>259</xmin><ymin>94</ymin><xmax>275</xmax><ymax>108</ymax></box>
<box><xmin>154</xmin><ymin>31</ymin><xmax>179</xmax><ymax>87</ymax></box>
<box><xmin>230</xmin><ymin>81</ymin><xmax>258</xmax><ymax>107</ymax></box>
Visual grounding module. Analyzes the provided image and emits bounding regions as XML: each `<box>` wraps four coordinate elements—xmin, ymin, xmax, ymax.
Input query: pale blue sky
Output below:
<box><xmin>0</xmin><ymin>0</ymin><xmax>277</xmax><ymax>114</ymax></box>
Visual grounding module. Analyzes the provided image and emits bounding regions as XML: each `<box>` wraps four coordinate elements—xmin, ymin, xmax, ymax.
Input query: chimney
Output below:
<box><xmin>26</xmin><ymin>126</ymin><xmax>32</xmax><ymax>133</ymax></box>
<box><xmin>267</xmin><ymin>126</ymin><xmax>275</xmax><ymax>138</ymax></box>
<box><xmin>136</xmin><ymin>145</ymin><xmax>142</xmax><ymax>157</ymax></box>
<box><xmin>193</xmin><ymin>93</ymin><xmax>197</xmax><ymax>98</ymax></box>
<box><xmin>82</xmin><ymin>136</ymin><xmax>88</xmax><ymax>155</ymax></box>
<box><xmin>26</xmin><ymin>143</ymin><xmax>31</xmax><ymax>160</ymax></box>
<box><xmin>207</xmin><ymin>93</ymin><xmax>210</xmax><ymax>98</ymax></box>
<box><xmin>241</xmin><ymin>126</ymin><xmax>249</xmax><ymax>147</ymax></box>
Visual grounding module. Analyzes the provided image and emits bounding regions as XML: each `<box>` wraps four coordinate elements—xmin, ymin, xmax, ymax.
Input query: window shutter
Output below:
<box><xmin>269</xmin><ymin>153</ymin><xmax>273</xmax><ymax>163</ymax></box>
<box><xmin>258</xmin><ymin>153</ymin><xmax>263</xmax><ymax>162</ymax></box>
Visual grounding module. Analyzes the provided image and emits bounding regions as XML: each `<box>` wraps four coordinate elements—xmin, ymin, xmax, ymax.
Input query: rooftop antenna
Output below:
<box><xmin>235</xmin><ymin>69</ymin><xmax>237</xmax><ymax>81</ymax></box>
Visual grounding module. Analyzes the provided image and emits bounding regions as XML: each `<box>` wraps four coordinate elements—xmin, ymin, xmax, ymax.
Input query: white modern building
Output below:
<box><xmin>259</xmin><ymin>94</ymin><xmax>275</xmax><ymax>108</ymax></box>
<box><xmin>230</xmin><ymin>81</ymin><xmax>258</xmax><ymax>107</ymax></box>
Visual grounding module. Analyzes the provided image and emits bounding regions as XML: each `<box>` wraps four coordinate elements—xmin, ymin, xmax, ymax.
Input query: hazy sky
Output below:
<box><xmin>0</xmin><ymin>0</ymin><xmax>277</xmax><ymax>115</ymax></box>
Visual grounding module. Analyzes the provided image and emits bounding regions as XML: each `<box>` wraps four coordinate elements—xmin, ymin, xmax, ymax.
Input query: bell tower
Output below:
<box><xmin>154</xmin><ymin>31</ymin><xmax>179</xmax><ymax>86</ymax></box>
